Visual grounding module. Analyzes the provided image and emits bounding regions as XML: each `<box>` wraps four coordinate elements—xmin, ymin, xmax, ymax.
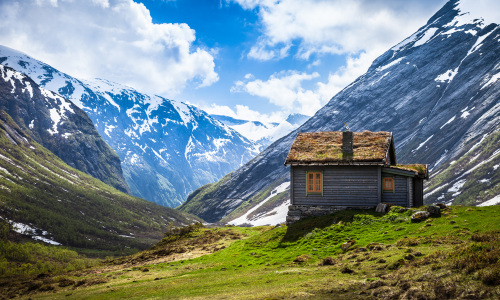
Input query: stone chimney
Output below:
<box><xmin>342</xmin><ymin>130</ymin><xmax>353</xmax><ymax>154</ymax></box>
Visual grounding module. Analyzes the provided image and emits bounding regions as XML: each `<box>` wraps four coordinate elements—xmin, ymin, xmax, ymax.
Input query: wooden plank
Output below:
<box><xmin>290</xmin><ymin>166</ymin><xmax>294</xmax><ymax>205</ymax></box>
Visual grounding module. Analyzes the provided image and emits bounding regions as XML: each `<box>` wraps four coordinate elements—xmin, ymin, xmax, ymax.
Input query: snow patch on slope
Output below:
<box><xmin>228</xmin><ymin>182</ymin><xmax>290</xmax><ymax>226</ymax></box>
<box><xmin>477</xmin><ymin>194</ymin><xmax>500</xmax><ymax>207</ymax></box>
<box><xmin>414</xmin><ymin>28</ymin><xmax>439</xmax><ymax>47</ymax></box>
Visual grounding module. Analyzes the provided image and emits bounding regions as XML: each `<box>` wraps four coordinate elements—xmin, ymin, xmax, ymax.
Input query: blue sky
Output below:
<box><xmin>0</xmin><ymin>0</ymin><xmax>451</xmax><ymax>122</ymax></box>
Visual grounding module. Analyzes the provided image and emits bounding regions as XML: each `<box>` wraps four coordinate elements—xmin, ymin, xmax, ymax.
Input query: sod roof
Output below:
<box><xmin>285</xmin><ymin>131</ymin><xmax>394</xmax><ymax>165</ymax></box>
<box><xmin>390</xmin><ymin>164</ymin><xmax>429</xmax><ymax>179</ymax></box>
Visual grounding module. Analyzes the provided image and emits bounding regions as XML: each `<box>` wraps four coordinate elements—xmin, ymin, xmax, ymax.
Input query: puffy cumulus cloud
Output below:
<box><xmin>0</xmin><ymin>0</ymin><xmax>218</xmax><ymax>96</ymax></box>
<box><xmin>201</xmin><ymin>103</ymin><xmax>285</xmax><ymax>123</ymax></box>
<box><xmin>230</xmin><ymin>50</ymin><xmax>378</xmax><ymax>118</ymax></box>
<box><xmin>231</xmin><ymin>0</ymin><xmax>442</xmax><ymax>60</ymax></box>
<box><xmin>231</xmin><ymin>71</ymin><xmax>325</xmax><ymax>116</ymax></box>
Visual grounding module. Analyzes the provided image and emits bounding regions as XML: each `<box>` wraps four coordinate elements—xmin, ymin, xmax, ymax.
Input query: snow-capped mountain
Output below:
<box><xmin>0</xmin><ymin>64</ymin><xmax>130</xmax><ymax>193</ymax></box>
<box><xmin>0</xmin><ymin>46</ymin><xmax>259</xmax><ymax>207</ymax></box>
<box><xmin>179</xmin><ymin>0</ymin><xmax>500</xmax><ymax>223</ymax></box>
<box><xmin>211</xmin><ymin>113</ymin><xmax>310</xmax><ymax>150</ymax></box>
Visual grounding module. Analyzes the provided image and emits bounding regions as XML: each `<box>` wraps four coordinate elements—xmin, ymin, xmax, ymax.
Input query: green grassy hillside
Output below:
<box><xmin>0</xmin><ymin>110</ymin><xmax>198</xmax><ymax>256</ymax></box>
<box><xmin>10</xmin><ymin>204</ymin><xmax>499</xmax><ymax>299</ymax></box>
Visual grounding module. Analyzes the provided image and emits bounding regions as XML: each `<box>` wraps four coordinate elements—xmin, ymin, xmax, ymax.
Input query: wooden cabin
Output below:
<box><xmin>284</xmin><ymin>130</ymin><xmax>428</xmax><ymax>224</ymax></box>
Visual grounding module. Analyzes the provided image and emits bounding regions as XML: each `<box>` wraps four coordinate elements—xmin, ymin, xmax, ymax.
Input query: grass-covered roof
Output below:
<box><xmin>285</xmin><ymin>131</ymin><xmax>393</xmax><ymax>165</ymax></box>
<box><xmin>391</xmin><ymin>164</ymin><xmax>429</xmax><ymax>179</ymax></box>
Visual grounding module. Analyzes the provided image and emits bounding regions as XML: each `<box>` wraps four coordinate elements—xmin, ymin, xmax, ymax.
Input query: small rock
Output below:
<box><xmin>435</xmin><ymin>203</ymin><xmax>447</xmax><ymax>210</ymax></box>
<box><xmin>414</xmin><ymin>252</ymin><xmax>423</xmax><ymax>257</ymax></box>
<box><xmin>340</xmin><ymin>266</ymin><xmax>355</xmax><ymax>274</ymax></box>
<box><xmin>411</xmin><ymin>211</ymin><xmax>431</xmax><ymax>223</ymax></box>
<box><xmin>404</xmin><ymin>254</ymin><xmax>415</xmax><ymax>260</ymax></box>
<box><xmin>376</xmin><ymin>203</ymin><xmax>388</xmax><ymax>213</ymax></box>
<box><xmin>427</xmin><ymin>205</ymin><xmax>441</xmax><ymax>217</ymax></box>
<box><xmin>341</xmin><ymin>240</ymin><xmax>356</xmax><ymax>252</ymax></box>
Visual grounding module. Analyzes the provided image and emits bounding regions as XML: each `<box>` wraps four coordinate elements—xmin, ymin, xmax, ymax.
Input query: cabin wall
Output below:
<box><xmin>381</xmin><ymin>174</ymin><xmax>410</xmax><ymax>206</ymax></box>
<box><xmin>414</xmin><ymin>178</ymin><xmax>424</xmax><ymax>207</ymax></box>
<box><xmin>291</xmin><ymin>165</ymin><xmax>379</xmax><ymax>207</ymax></box>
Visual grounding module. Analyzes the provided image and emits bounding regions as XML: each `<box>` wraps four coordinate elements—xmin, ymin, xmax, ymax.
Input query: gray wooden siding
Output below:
<box><xmin>408</xmin><ymin>177</ymin><xmax>413</xmax><ymax>207</ymax></box>
<box><xmin>381</xmin><ymin>174</ymin><xmax>409</xmax><ymax>206</ymax></box>
<box><xmin>291</xmin><ymin>166</ymin><xmax>379</xmax><ymax>206</ymax></box>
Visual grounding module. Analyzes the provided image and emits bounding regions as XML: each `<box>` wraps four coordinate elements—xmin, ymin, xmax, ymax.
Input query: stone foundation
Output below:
<box><xmin>286</xmin><ymin>205</ymin><xmax>375</xmax><ymax>225</ymax></box>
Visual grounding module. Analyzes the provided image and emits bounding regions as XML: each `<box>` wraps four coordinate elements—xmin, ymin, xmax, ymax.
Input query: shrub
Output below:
<box><xmin>321</xmin><ymin>257</ymin><xmax>336</xmax><ymax>266</ymax></box>
<box><xmin>164</xmin><ymin>222</ymin><xmax>204</xmax><ymax>238</ymax></box>
<box><xmin>293</xmin><ymin>254</ymin><xmax>310</xmax><ymax>263</ymax></box>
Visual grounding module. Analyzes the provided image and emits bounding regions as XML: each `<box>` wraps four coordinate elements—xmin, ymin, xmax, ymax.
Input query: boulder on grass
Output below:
<box><xmin>435</xmin><ymin>203</ymin><xmax>447</xmax><ymax>210</ymax></box>
<box><xmin>411</xmin><ymin>211</ymin><xmax>431</xmax><ymax>223</ymax></box>
<box><xmin>427</xmin><ymin>205</ymin><xmax>441</xmax><ymax>217</ymax></box>
<box><xmin>376</xmin><ymin>203</ymin><xmax>388</xmax><ymax>213</ymax></box>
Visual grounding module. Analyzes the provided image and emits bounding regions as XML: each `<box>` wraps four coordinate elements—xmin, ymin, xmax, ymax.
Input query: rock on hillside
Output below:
<box><xmin>179</xmin><ymin>0</ymin><xmax>500</xmax><ymax>223</ymax></box>
<box><xmin>0</xmin><ymin>64</ymin><xmax>130</xmax><ymax>193</ymax></box>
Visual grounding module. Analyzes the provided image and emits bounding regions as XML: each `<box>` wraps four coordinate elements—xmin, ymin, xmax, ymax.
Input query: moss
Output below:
<box><xmin>285</xmin><ymin>131</ymin><xmax>392</xmax><ymax>164</ymax></box>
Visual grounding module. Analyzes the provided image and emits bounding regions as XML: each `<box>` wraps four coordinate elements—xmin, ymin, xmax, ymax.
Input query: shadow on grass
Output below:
<box><xmin>281</xmin><ymin>209</ymin><xmax>383</xmax><ymax>243</ymax></box>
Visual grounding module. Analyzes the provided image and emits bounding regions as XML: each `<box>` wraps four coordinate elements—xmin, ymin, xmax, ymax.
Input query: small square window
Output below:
<box><xmin>383</xmin><ymin>177</ymin><xmax>394</xmax><ymax>192</ymax></box>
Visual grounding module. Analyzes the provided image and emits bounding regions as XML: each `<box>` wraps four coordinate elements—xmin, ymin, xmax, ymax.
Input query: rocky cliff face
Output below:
<box><xmin>0</xmin><ymin>48</ymin><xmax>258</xmax><ymax>207</ymax></box>
<box><xmin>179</xmin><ymin>0</ymin><xmax>500</xmax><ymax>223</ymax></box>
<box><xmin>0</xmin><ymin>64</ymin><xmax>130</xmax><ymax>193</ymax></box>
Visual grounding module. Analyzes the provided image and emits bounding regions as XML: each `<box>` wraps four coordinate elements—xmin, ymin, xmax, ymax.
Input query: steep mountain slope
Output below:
<box><xmin>0</xmin><ymin>110</ymin><xmax>197</xmax><ymax>254</ymax></box>
<box><xmin>0</xmin><ymin>64</ymin><xmax>129</xmax><ymax>193</ymax></box>
<box><xmin>180</xmin><ymin>0</ymin><xmax>500</xmax><ymax>223</ymax></box>
<box><xmin>0</xmin><ymin>48</ymin><xmax>258</xmax><ymax>207</ymax></box>
<box><xmin>212</xmin><ymin>113</ymin><xmax>310</xmax><ymax>150</ymax></box>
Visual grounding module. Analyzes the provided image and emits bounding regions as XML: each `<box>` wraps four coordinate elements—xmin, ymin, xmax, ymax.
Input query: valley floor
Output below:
<box><xmin>3</xmin><ymin>205</ymin><xmax>500</xmax><ymax>299</ymax></box>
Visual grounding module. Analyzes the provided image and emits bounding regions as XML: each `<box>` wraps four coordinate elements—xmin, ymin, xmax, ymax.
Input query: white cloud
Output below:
<box><xmin>201</xmin><ymin>103</ymin><xmax>285</xmax><ymax>123</ymax></box>
<box><xmin>230</xmin><ymin>50</ymin><xmax>379</xmax><ymax>118</ymax></box>
<box><xmin>0</xmin><ymin>0</ymin><xmax>218</xmax><ymax>96</ymax></box>
<box><xmin>231</xmin><ymin>70</ymin><xmax>326</xmax><ymax>116</ymax></box>
<box><xmin>232</xmin><ymin>0</ymin><xmax>444</xmax><ymax>61</ymax></box>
